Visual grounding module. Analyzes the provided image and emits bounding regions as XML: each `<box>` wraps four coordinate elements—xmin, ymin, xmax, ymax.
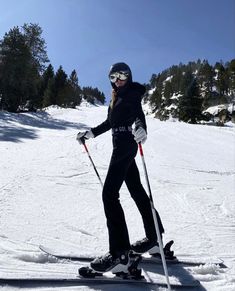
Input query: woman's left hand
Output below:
<box><xmin>132</xmin><ymin>127</ymin><xmax>147</xmax><ymax>144</ymax></box>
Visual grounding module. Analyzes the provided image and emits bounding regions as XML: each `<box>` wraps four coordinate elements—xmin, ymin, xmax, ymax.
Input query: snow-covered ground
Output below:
<box><xmin>0</xmin><ymin>104</ymin><xmax>235</xmax><ymax>290</ymax></box>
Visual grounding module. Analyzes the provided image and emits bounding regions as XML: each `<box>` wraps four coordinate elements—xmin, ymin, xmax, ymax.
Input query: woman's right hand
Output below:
<box><xmin>76</xmin><ymin>130</ymin><xmax>94</xmax><ymax>144</ymax></box>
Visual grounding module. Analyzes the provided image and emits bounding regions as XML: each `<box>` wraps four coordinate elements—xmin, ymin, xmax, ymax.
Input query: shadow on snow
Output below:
<box><xmin>0</xmin><ymin>110</ymin><xmax>89</xmax><ymax>143</ymax></box>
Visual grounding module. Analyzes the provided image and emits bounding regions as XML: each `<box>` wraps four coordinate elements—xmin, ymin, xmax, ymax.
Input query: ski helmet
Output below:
<box><xmin>109</xmin><ymin>62</ymin><xmax>132</xmax><ymax>88</ymax></box>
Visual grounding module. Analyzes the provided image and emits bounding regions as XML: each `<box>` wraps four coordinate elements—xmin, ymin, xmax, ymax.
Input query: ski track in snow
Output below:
<box><xmin>0</xmin><ymin>104</ymin><xmax>235</xmax><ymax>290</ymax></box>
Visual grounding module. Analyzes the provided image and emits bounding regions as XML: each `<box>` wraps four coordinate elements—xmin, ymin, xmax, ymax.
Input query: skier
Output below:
<box><xmin>76</xmin><ymin>62</ymin><xmax>164</xmax><ymax>274</ymax></box>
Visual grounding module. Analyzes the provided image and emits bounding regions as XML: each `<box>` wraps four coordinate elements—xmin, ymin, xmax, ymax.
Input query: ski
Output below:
<box><xmin>0</xmin><ymin>248</ymin><xmax>201</xmax><ymax>288</ymax></box>
<box><xmin>77</xmin><ymin>264</ymin><xmax>200</xmax><ymax>288</ymax></box>
<box><xmin>39</xmin><ymin>242</ymin><xmax>226</xmax><ymax>268</ymax></box>
<box><xmin>0</xmin><ymin>276</ymin><xmax>200</xmax><ymax>289</ymax></box>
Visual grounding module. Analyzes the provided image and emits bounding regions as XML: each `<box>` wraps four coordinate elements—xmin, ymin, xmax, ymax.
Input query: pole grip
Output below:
<box><xmin>82</xmin><ymin>139</ymin><xmax>88</xmax><ymax>153</ymax></box>
<box><xmin>138</xmin><ymin>142</ymin><xmax>143</xmax><ymax>156</ymax></box>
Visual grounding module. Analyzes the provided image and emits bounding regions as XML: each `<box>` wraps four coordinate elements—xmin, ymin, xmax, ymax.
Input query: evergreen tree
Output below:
<box><xmin>82</xmin><ymin>86</ymin><xmax>95</xmax><ymax>104</ymax></box>
<box><xmin>57</xmin><ymin>83</ymin><xmax>74</xmax><ymax>107</ymax></box>
<box><xmin>68</xmin><ymin>70</ymin><xmax>82</xmax><ymax>106</ymax></box>
<box><xmin>198</xmin><ymin>60</ymin><xmax>215</xmax><ymax>108</ymax></box>
<box><xmin>54</xmin><ymin>66</ymin><xmax>67</xmax><ymax>105</ymax></box>
<box><xmin>170</xmin><ymin>66</ymin><xmax>182</xmax><ymax>94</ymax></box>
<box><xmin>22</xmin><ymin>23</ymin><xmax>49</xmax><ymax>73</ymax></box>
<box><xmin>40</xmin><ymin>64</ymin><xmax>54</xmax><ymax>107</ymax></box>
<box><xmin>42</xmin><ymin>78</ymin><xmax>55</xmax><ymax>108</ymax></box>
<box><xmin>41</xmin><ymin>65</ymin><xmax>55</xmax><ymax>108</ymax></box>
<box><xmin>148</xmin><ymin>73</ymin><xmax>164</xmax><ymax>110</ymax></box>
<box><xmin>214</xmin><ymin>62</ymin><xmax>229</xmax><ymax>97</ymax></box>
<box><xmin>146</xmin><ymin>58</ymin><xmax>235</xmax><ymax>123</ymax></box>
<box><xmin>0</xmin><ymin>24</ymin><xmax>49</xmax><ymax>111</ymax></box>
<box><xmin>42</xmin><ymin>64</ymin><xmax>54</xmax><ymax>88</ymax></box>
<box><xmin>198</xmin><ymin>60</ymin><xmax>214</xmax><ymax>90</ymax></box>
<box><xmin>228</xmin><ymin>59</ymin><xmax>235</xmax><ymax>98</ymax></box>
<box><xmin>178</xmin><ymin>71</ymin><xmax>202</xmax><ymax>123</ymax></box>
<box><xmin>149</xmin><ymin>88</ymin><xmax>162</xmax><ymax>110</ymax></box>
<box><xmin>149</xmin><ymin>74</ymin><xmax>158</xmax><ymax>88</ymax></box>
<box><xmin>0</xmin><ymin>26</ymin><xmax>39</xmax><ymax>112</ymax></box>
<box><xmin>82</xmin><ymin>86</ymin><xmax>105</xmax><ymax>105</ymax></box>
<box><xmin>163</xmin><ymin>81</ymin><xmax>174</xmax><ymax>106</ymax></box>
<box><xmin>97</xmin><ymin>89</ymin><xmax>105</xmax><ymax>104</ymax></box>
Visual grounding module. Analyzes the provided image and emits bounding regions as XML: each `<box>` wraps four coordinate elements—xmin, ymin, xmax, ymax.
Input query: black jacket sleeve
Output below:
<box><xmin>132</xmin><ymin>83</ymin><xmax>147</xmax><ymax>132</ymax></box>
<box><xmin>135</xmin><ymin>102</ymin><xmax>147</xmax><ymax>132</ymax></box>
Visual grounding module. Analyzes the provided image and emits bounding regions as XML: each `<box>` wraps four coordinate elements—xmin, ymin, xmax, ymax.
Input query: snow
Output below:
<box><xmin>0</xmin><ymin>105</ymin><xmax>235</xmax><ymax>291</ymax></box>
<box><xmin>205</xmin><ymin>104</ymin><xmax>235</xmax><ymax>115</ymax></box>
<box><xmin>148</xmin><ymin>88</ymin><xmax>156</xmax><ymax>95</ymax></box>
<box><xmin>170</xmin><ymin>93</ymin><xmax>182</xmax><ymax>100</ymax></box>
<box><xmin>142</xmin><ymin>101</ymin><xmax>154</xmax><ymax>116</ymax></box>
<box><xmin>165</xmin><ymin>76</ymin><xmax>173</xmax><ymax>82</ymax></box>
<box><xmin>165</xmin><ymin>104</ymin><xmax>177</xmax><ymax>111</ymax></box>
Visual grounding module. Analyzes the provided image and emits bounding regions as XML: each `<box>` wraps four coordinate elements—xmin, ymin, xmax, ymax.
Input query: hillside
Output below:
<box><xmin>0</xmin><ymin>104</ymin><xmax>235</xmax><ymax>290</ymax></box>
<box><xmin>145</xmin><ymin>59</ymin><xmax>235</xmax><ymax>124</ymax></box>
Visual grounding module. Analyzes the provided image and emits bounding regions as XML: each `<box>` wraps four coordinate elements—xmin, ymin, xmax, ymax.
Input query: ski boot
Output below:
<box><xmin>151</xmin><ymin>240</ymin><xmax>176</xmax><ymax>260</ymax></box>
<box><xmin>131</xmin><ymin>237</ymin><xmax>160</xmax><ymax>255</ymax></box>
<box><xmin>79</xmin><ymin>250</ymin><xmax>143</xmax><ymax>280</ymax></box>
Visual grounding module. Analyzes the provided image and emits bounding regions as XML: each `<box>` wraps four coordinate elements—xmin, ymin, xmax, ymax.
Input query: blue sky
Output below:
<box><xmin>0</xmin><ymin>0</ymin><xmax>234</xmax><ymax>101</ymax></box>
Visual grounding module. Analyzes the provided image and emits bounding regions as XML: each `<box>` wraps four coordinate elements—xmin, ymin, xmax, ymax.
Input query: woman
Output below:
<box><xmin>77</xmin><ymin>62</ymin><xmax>164</xmax><ymax>274</ymax></box>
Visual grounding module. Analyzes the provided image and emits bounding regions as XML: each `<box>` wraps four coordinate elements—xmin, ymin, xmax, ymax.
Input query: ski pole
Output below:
<box><xmin>138</xmin><ymin>142</ymin><xmax>171</xmax><ymax>291</ymax></box>
<box><xmin>80</xmin><ymin>138</ymin><xmax>103</xmax><ymax>188</ymax></box>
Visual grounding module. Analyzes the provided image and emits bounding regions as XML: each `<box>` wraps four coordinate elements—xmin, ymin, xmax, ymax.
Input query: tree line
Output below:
<box><xmin>1</xmin><ymin>23</ymin><xmax>234</xmax><ymax>124</ymax></box>
<box><xmin>146</xmin><ymin>59</ymin><xmax>235</xmax><ymax>123</ymax></box>
<box><xmin>0</xmin><ymin>23</ymin><xmax>105</xmax><ymax>113</ymax></box>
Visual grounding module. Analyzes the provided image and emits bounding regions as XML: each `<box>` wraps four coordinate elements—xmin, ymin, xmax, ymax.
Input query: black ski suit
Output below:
<box><xmin>91</xmin><ymin>81</ymin><xmax>164</xmax><ymax>257</ymax></box>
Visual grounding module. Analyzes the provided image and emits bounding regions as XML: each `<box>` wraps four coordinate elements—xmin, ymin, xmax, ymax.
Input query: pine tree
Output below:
<box><xmin>164</xmin><ymin>81</ymin><xmax>173</xmax><ymax>106</ymax></box>
<box><xmin>68</xmin><ymin>70</ymin><xmax>82</xmax><ymax>106</ymax></box>
<box><xmin>0</xmin><ymin>27</ymin><xmax>39</xmax><ymax>112</ymax></box>
<box><xmin>149</xmin><ymin>88</ymin><xmax>162</xmax><ymax>110</ymax></box>
<box><xmin>22</xmin><ymin>23</ymin><xmax>49</xmax><ymax>73</ymax></box>
<box><xmin>170</xmin><ymin>66</ymin><xmax>182</xmax><ymax>94</ymax></box>
<box><xmin>40</xmin><ymin>64</ymin><xmax>54</xmax><ymax>107</ymax></box>
<box><xmin>178</xmin><ymin>71</ymin><xmax>202</xmax><ymax>123</ymax></box>
<box><xmin>146</xmin><ymin>59</ymin><xmax>235</xmax><ymax>123</ymax></box>
<box><xmin>148</xmin><ymin>73</ymin><xmax>164</xmax><ymax>110</ymax></box>
<box><xmin>149</xmin><ymin>74</ymin><xmax>158</xmax><ymax>88</ymax></box>
<box><xmin>82</xmin><ymin>86</ymin><xmax>105</xmax><ymax>105</ymax></box>
<box><xmin>198</xmin><ymin>60</ymin><xmax>215</xmax><ymax>108</ymax></box>
<box><xmin>42</xmin><ymin>78</ymin><xmax>55</xmax><ymax>108</ymax></box>
<box><xmin>214</xmin><ymin>62</ymin><xmax>229</xmax><ymax>97</ymax></box>
<box><xmin>228</xmin><ymin>59</ymin><xmax>235</xmax><ymax>98</ymax></box>
<box><xmin>54</xmin><ymin>66</ymin><xmax>67</xmax><ymax>105</ymax></box>
<box><xmin>0</xmin><ymin>24</ymin><xmax>49</xmax><ymax>111</ymax></box>
<box><xmin>42</xmin><ymin>64</ymin><xmax>54</xmax><ymax>87</ymax></box>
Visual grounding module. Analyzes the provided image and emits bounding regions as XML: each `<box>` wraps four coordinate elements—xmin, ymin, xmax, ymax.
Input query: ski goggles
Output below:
<box><xmin>109</xmin><ymin>71</ymin><xmax>129</xmax><ymax>83</ymax></box>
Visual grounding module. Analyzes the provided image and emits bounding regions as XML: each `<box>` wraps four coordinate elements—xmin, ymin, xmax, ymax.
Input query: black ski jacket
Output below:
<box><xmin>91</xmin><ymin>82</ymin><xmax>146</xmax><ymax>137</ymax></box>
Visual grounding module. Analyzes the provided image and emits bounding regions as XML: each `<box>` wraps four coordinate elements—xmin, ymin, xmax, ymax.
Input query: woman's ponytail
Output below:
<box><xmin>110</xmin><ymin>89</ymin><xmax>117</xmax><ymax>109</ymax></box>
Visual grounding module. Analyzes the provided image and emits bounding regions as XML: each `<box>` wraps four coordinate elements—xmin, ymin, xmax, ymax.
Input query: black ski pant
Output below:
<box><xmin>102</xmin><ymin>134</ymin><xmax>164</xmax><ymax>257</ymax></box>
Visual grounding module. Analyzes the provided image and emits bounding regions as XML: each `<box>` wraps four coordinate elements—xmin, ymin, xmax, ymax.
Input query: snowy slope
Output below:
<box><xmin>0</xmin><ymin>104</ymin><xmax>235</xmax><ymax>290</ymax></box>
